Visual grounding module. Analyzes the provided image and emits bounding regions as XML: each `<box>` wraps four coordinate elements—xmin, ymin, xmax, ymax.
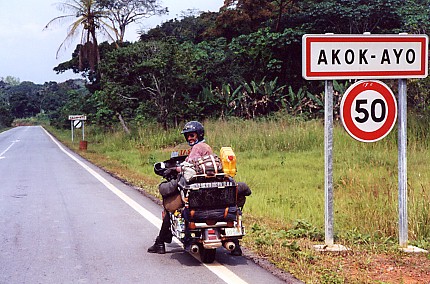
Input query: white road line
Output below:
<box><xmin>41</xmin><ymin>127</ymin><xmax>248</xmax><ymax>284</ymax></box>
<box><xmin>0</xmin><ymin>140</ymin><xmax>19</xmax><ymax>159</ymax></box>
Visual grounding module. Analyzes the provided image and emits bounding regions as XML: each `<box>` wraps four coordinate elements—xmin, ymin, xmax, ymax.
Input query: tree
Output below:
<box><xmin>141</xmin><ymin>11</ymin><xmax>218</xmax><ymax>43</ymax></box>
<box><xmin>97</xmin><ymin>0</ymin><xmax>167</xmax><ymax>43</ymax></box>
<box><xmin>0</xmin><ymin>80</ymin><xmax>13</xmax><ymax>127</ymax></box>
<box><xmin>0</xmin><ymin>103</ymin><xmax>13</xmax><ymax>128</ymax></box>
<box><xmin>210</xmin><ymin>0</ymin><xmax>275</xmax><ymax>40</ymax></box>
<box><xmin>270</xmin><ymin>0</ymin><xmax>301</xmax><ymax>32</ymax></box>
<box><xmin>44</xmin><ymin>0</ymin><xmax>116</xmax><ymax>72</ymax></box>
<box><xmin>296</xmin><ymin>0</ymin><xmax>403</xmax><ymax>34</ymax></box>
<box><xmin>398</xmin><ymin>0</ymin><xmax>430</xmax><ymax>34</ymax></box>
<box><xmin>1</xmin><ymin>76</ymin><xmax>21</xmax><ymax>86</ymax></box>
<box><xmin>98</xmin><ymin>39</ymin><xmax>204</xmax><ymax>130</ymax></box>
<box><xmin>6</xmin><ymin>82</ymin><xmax>41</xmax><ymax>118</ymax></box>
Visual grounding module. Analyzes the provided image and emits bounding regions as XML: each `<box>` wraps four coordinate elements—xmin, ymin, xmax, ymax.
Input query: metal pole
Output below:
<box><xmin>71</xmin><ymin>120</ymin><xmax>74</xmax><ymax>142</ymax></box>
<box><xmin>398</xmin><ymin>79</ymin><xmax>408</xmax><ymax>247</ymax></box>
<box><xmin>324</xmin><ymin>80</ymin><xmax>334</xmax><ymax>246</ymax></box>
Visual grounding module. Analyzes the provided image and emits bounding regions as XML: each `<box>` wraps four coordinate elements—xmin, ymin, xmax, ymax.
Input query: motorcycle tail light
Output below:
<box><xmin>227</xmin><ymin>221</ymin><xmax>234</xmax><ymax>227</ymax></box>
<box><xmin>208</xmin><ymin>229</ymin><xmax>216</xmax><ymax>234</ymax></box>
<box><xmin>228</xmin><ymin>155</ymin><xmax>234</xmax><ymax>161</ymax></box>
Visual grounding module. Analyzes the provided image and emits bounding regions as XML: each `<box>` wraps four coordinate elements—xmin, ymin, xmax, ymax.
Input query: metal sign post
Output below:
<box><xmin>70</xmin><ymin>120</ymin><xmax>74</xmax><ymax>142</ymax></box>
<box><xmin>398</xmin><ymin>79</ymin><xmax>408</xmax><ymax>247</ymax></box>
<box><xmin>324</xmin><ymin>80</ymin><xmax>334</xmax><ymax>246</ymax></box>
<box><xmin>302</xmin><ymin>33</ymin><xmax>428</xmax><ymax>252</ymax></box>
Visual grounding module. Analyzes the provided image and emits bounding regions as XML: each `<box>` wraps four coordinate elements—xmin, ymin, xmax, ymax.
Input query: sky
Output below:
<box><xmin>0</xmin><ymin>0</ymin><xmax>224</xmax><ymax>84</ymax></box>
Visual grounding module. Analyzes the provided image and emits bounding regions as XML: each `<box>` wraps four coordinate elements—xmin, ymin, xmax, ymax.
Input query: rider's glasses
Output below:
<box><xmin>185</xmin><ymin>132</ymin><xmax>197</xmax><ymax>139</ymax></box>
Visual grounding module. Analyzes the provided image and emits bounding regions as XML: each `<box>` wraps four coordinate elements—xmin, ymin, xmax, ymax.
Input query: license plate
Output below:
<box><xmin>224</xmin><ymin>227</ymin><xmax>243</xmax><ymax>237</ymax></box>
<box><xmin>189</xmin><ymin>181</ymin><xmax>234</xmax><ymax>189</ymax></box>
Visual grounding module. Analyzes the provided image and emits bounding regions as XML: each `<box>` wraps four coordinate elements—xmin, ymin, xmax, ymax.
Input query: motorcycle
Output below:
<box><xmin>154</xmin><ymin>152</ymin><xmax>245</xmax><ymax>263</ymax></box>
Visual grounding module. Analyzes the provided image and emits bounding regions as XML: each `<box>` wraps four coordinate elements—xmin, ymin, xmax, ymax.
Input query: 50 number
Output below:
<box><xmin>354</xmin><ymin>99</ymin><xmax>386</xmax><ymax>123</ymax></box>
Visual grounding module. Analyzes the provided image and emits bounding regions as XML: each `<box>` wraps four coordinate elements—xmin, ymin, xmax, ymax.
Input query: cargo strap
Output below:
<box><xmin>223</xmin><ymin>207</ymin><xmax>229</xmax><ymax>218</ymax></box>
<box><xmin>210</xmin><ymin>155</ymin><xmax>219</xmax><ymax>174</ymax></box>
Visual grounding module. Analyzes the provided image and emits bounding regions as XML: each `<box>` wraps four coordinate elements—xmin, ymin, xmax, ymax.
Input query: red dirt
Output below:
<box><xmin>327</xmin><ymin>252</ymin><xmax>430</xmax><ymax>283</ymax></box>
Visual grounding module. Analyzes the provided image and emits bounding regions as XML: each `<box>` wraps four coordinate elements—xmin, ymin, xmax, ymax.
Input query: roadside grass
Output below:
<box><xmin>45</xmin><ymin>114</ymin><xmax>430</xmax><ymax>283</ymax></box>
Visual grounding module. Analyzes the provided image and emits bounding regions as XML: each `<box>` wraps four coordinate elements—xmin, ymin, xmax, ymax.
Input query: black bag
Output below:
<box><xmin>158</xmin><ymin>179</ymin><xmax>178</xmax><ymax>198</ymax></box>
<box><xmin>163</xmin><ymin>192</ymin><xmax>183</xmax><ymax>213</ymax></box>
<box><xmin>187</xmin><ymin>186</ymin><xmax>237</xmax><ymax>209</ymax></box>
<box><xmin>159</xmin><ymin>179</ymin><xmax>184</xmax><ymax>212</ymax></box>
<box><xmin>237</xmin><ymin>182</ymin><xmax>251</xmax><ymax>196</ymax></box>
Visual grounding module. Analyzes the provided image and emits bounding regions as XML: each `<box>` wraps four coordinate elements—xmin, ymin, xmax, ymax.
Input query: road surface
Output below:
<box><xmin>0</xmin><ymin>126</ymin><xmax>299</xmax><ymax>284</ymax></box>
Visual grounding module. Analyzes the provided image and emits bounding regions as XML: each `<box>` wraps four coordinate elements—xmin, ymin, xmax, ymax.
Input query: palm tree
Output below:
<box><xmin>44</xmin><ymin>0</ymin><xmax>117</xmax><ymax>71</ymax></box>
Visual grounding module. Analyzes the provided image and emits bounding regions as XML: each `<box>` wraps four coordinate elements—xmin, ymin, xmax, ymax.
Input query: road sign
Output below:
<box><xmin>69</xmin><ymin>115</ymin><xmax>86</xmax><ymax>142</ymax></box>
<box><xmin>340</xmin><ymin>80</ymin><xmax>397</xmax><ymax>142</ymax></box>
<box><xmin>302</xmin><ymin>34</ymin><xmax>428</xmax><ymax>80</ymax></box>
<box><xmin>68</xmin><ymin>115</ymin><xmax>87</xmax><ymax>121</ymax></box>
<box><xmin>73</xmin><ymin>120</ymin><xmax>82</xmax><ymax>129</ymax></box>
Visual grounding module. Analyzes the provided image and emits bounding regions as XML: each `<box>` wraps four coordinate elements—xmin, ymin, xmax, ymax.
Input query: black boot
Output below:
<box><xmin>147</xmin><ymin>237</ymin><xmax>166</xmax><ymax>254</ymax></box>
<box><xmin>230</xmin><ymin>239</ymin><xmax>242</xmax><ymax>256</ymax></box>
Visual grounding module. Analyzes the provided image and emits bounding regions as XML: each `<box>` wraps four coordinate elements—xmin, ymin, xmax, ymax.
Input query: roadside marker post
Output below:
<box><xmin>302</xmin><ymin>33</ymin><xmax>429</xmax><ymax>252</ymax></box>
<box><xmin>68</xmin><ymin>115</ymin><xmax>87</xmax><ymax>150</ymax></box>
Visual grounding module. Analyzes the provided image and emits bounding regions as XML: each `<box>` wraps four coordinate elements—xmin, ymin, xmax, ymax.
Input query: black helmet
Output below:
<box><xmin>181</xmin><ymin>121</ymin><xmax>204</xmax><ymax>144</ymax></box>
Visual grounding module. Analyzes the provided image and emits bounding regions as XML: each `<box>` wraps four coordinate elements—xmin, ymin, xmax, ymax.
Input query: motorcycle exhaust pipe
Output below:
<box><xmin>190</xmin><ymin>244</ymin><xmax>199</xmax><ymax>254</ymax></box>
<box><xmin>224</xmin><ymin>241</ymin><xmax>236</xmax><ymax>251</ymax></box>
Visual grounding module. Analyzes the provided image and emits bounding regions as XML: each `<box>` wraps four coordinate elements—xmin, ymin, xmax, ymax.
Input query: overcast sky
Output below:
<box><xmin>0</xmin><ymin>0</ymin><xmax>224</xmax><ymax>84</ymax></box>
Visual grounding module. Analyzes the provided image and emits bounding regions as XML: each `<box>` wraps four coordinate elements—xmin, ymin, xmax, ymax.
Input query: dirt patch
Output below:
<box><xmin>356</xmin><ymin>254</ymin><xmax>430</xmax><ymax>283</ymax></box>
<box><xmin>315</xmin><ymin>249</ymin><xmax>430</xmax><ymax>283</ymax></box>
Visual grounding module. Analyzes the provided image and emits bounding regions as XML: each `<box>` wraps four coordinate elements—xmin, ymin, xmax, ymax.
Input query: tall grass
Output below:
<box><xmin>194</xmin><ymin>115</ymin><xmax>429</xmax><ymax>243</ymax></box>
<box><xmin>48</xmin><ymin>113</ymin><xmax>430</xmax><ymax>245</ymax></box>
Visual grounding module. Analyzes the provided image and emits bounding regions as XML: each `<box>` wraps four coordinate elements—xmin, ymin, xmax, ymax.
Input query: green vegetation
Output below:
<box><xmin>33</xmin><ymin>0</ymin><xmax>430</xmax><ymax>131</ymax></box>
<box><xmin>50</xmin><ymin>115</ymin><xmax>430</xmax><ymax>241</ymax></box>
<box><xmin>3</xmin><ymin>1</ymin><xmax>430</xmax><ymax>132</ymax></box>
<box><xmin>47</xmin><ymin>114</ymin><xmax>430</xmax><ymax>283</ymax></box>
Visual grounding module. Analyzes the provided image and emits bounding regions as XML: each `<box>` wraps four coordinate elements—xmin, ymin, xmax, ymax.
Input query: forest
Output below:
<box><xmin>2</xmin><ymin>0</ymin><xmax>430</xmax><ymax>130</ymax></box>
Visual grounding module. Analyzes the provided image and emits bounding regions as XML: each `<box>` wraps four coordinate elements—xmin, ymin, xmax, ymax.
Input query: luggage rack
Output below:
<box><xmin>188</xmin><ymin>173</ymin><xmax>227</xmax><ymax>182</ymax></box>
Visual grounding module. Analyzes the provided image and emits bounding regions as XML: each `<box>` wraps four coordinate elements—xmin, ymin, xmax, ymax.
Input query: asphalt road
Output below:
<box><xmin>0</xmin><ymin>126</ymin><xmax>297</xmax><ymax>284</ymax></box>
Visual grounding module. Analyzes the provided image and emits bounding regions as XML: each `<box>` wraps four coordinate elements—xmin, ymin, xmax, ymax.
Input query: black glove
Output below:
<box><xmin>163</xmin><ymin>168</ymin><xmax>177</xmax><ymax>179</ymax></box>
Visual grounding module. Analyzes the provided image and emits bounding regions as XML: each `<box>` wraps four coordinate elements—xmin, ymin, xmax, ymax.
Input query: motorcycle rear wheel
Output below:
<box><xmin>199</xmin><ymin>247</ymin><xmax>216</xmax><ymax>263</ymax></box>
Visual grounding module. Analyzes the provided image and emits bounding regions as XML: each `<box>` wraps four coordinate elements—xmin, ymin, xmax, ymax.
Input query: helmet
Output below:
<box><xmin>154</xmin><ymin>162</ymin><xmax>167</xmax><ymax>177</ymax></box>
<box><xmin>181</xmin><ymin>121</ymin><xmax>204</xmax><ymax>145</ymax></box>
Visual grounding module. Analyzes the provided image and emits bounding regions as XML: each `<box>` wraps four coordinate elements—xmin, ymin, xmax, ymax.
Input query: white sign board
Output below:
<box><xmin>340</xmin><ymin>80</ymin><xmax>397</xmax><ymax>142</ymax></box>
<box><xmin>302</xmin><ymin>34</ymin><xmax>428</xmax><ymax>80</ymax></box>
<box><xmin>68</xmin><ymin>115</ymin><xmax>87</xmax><ymax>121</ymax></box>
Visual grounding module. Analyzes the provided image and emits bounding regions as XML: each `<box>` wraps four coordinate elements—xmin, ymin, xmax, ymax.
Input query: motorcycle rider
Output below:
<box><xmin>147</xmin><ymin>121</ymin><xmax>245</xmax><ymax>256</ymax></box>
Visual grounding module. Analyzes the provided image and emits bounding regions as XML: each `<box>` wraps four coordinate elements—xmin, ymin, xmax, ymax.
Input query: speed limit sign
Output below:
<box><xmin>340</xmin><ymin>80</ymin><xmax>397</xmax><ymax>142</ymax></box>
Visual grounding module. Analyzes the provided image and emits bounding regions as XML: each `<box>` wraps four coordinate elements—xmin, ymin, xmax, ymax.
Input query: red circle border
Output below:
<box><xmin>341</xmin><ymin>80</ymin><xmax>397</xmax><ymax>142</ymax></box>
